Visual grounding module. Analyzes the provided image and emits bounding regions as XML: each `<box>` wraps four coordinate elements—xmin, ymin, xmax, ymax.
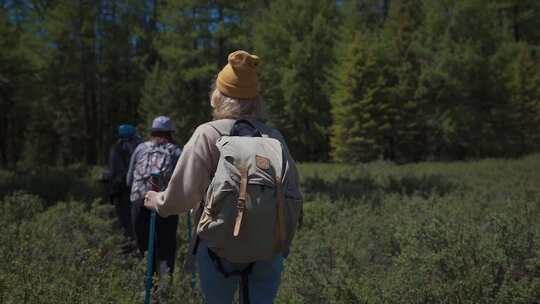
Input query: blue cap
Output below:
<box><xmin>118</xmin><ymin>124</ymin><xmax>136</xmax><ymax>139</ymax></box>
<box><xmin>151</xmin><ymin>116</ymin><xmax>175</xmax><ymax>132</ymax></box>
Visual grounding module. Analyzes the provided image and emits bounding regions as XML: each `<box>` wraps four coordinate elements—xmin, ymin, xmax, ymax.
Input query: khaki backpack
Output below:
<box><xmin>191</xmin><ymin>119</ymin><xmax>302</xmax><ymax>264</ymax></box>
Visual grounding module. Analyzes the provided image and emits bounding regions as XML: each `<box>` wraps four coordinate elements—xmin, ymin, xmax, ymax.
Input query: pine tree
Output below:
<box><xmin>0</xmin><ymin>6</ymin><xmax>38</xmax><ymax>166</ymax></box>
<box><xmin>495</xmin><ymin>0</ymin><xmax>540</xmax><ymax>44</ymax></box>
<box><xmin>96</xmin><ymin>0</ymin><xmax>146</xmax><ymax>160</ymax></box>
<box><xmin>254</xmin><ymin>0</ymin><xmax>338</xmax><ymax>161</ymax></box>
<box><xmin>136</xmin><ymin>0</ymin><xmax>261</xmax><ymax>144</ymax></box>
<box><xmin>139</xmin><ymin>1</ymin><xmax>215</xmax><ymax>143</ymax></box>
<box><xmin>505</xmin><ymin>43</ymin><xmax>540</xmax><ymax>154</ymax></box>
<box><xmin>33</xmin><ymin>0</ymin><xmax>102</xmax><ymax>165</ymax></box>
<box><xmin>138</xmin><ymin>62</ymin><xmax>211</xmax><ymax>144</ymax></box>
<box><xmin>331</xmin><ymin>34</ymin><xmax>391</xmax><ymax>162</ymax></box>
<box><xmin>380</xmin><ymin>0</ymin><xmax>424</xmax><ymax>162</ymax></box>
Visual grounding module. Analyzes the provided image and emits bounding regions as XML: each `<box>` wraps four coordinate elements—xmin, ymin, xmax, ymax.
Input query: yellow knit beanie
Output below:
<box><xmin>217</xmin><ymin>50</ymin><xmax>259</xmax><ymax>99</ymax></box>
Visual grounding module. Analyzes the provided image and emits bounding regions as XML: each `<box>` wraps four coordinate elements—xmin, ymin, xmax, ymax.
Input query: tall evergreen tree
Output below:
<box><xmin>495</xmin><ymin>0</ymin><xmax>540</xmax><ymax>44</ymax></box>
<box><xmin>254</xmin><ymin>0</ymin><xmax>338</xmax><ymax>161</ymax></box>
<box><xmin>380</xmin><ymin>0</ymin><xmax>424</xmax><ymax>161</ymax></box>
<box><xmin>414</xmin><ymin>0</ymin><xmax>513</xmax><ymax>158</ymax></box>
<box><xmin>138</xmin><ymin>0</ymin><xmax>260</xmax><ymax>143</ymax></box>
<box><xmin>331</xmin><ymin>0</ymin><xmax>425</xmax><ymax>163</ymax></box>
<box><xmin>95</xmin><ymin>0</ymin><xmax>145</xmax><ymax>160</ymax></box>
<box><xmin>33</xmin><ymin>0</ymin><xmax>102</xmax><ymax>165</ymax></box>
<box><xmin>21</xmin><ymin>0</ymin><xmax>152</xmax><ymax>165</ymax></box>
<box><xmin>0</xmin><ymin>5</ymin><xmax>41</xmax><ymax>167</ymax></box>
<box><xmin>504</xmin><ymin>43</ymin><xmax>540</xmax><ymax>154</ymax></box>
<box><xmin>331</xmin><ymin>34</ymin><xmax>391</xmax><ymax>162</ymax></box>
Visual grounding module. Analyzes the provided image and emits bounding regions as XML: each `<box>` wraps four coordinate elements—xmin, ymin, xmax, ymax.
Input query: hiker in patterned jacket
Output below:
<box><xmin>127</xmin><ymin>116</ymin><xmax>182</xmax><ymax>277</ymax></box>
<box><xmin>144</xmin><ymin>51</ymin><xmax>303</xmax><ymax>304</ymax></box>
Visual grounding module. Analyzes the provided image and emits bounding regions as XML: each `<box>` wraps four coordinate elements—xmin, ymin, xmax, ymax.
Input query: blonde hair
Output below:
<box><xmin>210</xmin><ymin>86</ymin><xmax>264</xmax><ymax>120</ymax></box>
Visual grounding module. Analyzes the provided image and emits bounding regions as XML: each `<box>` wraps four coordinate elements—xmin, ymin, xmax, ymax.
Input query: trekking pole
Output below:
<box><xmin>144</xmin><ymin>172</ymin><xmax>160</xmax><ymax>304</ymax></box>
<box><xmin>186</xmin><ymin>211</ymin><xmax>196</xmax><ymax>289</ymax></box>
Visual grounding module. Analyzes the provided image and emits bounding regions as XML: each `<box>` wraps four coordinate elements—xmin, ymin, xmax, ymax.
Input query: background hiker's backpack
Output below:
<box><xmin>130</xmin><ymin>141</ymin><xmax>179</xmax><ymax>202</ymax></box>
<box><xmin>194</xmin><ymin>120</ymin><xmax>303</xmax><ymax>263</ymax></box>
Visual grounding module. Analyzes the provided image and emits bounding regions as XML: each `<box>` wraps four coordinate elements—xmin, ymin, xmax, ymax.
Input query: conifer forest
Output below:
<box><xmin>2</xmin><ymin>0</ymin><xmax>539</xmax><ymax>166</ymax></box>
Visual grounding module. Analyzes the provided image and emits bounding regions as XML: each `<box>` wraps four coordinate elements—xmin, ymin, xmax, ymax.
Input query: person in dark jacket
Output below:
<box><xmin>108</xmin><ymin>124</ymin><xmax>142</xmax><ymax>240</ymax></box>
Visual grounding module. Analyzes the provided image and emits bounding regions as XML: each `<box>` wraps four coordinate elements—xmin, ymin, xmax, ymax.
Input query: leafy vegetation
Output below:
<box><xmin>2</xmin><ymin>156</ymin><xmax>540</xmax><ymax>303</ymax></box>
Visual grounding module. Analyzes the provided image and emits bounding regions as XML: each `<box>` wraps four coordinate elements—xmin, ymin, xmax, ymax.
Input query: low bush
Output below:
<box><xmin>1</xmin><ymin>155</ymin><xmax>539</xmax><ymax>303</ymax></box>
<box><xmin>0</xmin><ymin>164</ymin><xmax>106</xmax><ymax>206</ymax></box>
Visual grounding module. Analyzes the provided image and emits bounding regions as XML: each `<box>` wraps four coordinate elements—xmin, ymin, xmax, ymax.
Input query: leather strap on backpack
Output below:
<box><xmin>234</xmin><ymin>167</ymin><xmax>249</xmax><ymax>237</ymax></box>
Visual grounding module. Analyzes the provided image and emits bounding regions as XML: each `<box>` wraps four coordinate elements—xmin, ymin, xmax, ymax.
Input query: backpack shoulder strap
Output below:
<box><xmin>143</xmin><ymin>141</ymin><xmax>154</xmax><ymax>150</ymax></box>
<box><xmin>206</xmin><ymin>119</ymin><xmax>236</xmax><ymax>137</ymax></box>
<box><xmin>231</xmin><ymin>119</ymin><xmax>263</xmax><ymax>137</ymax></box>
<box><xmin>207</xmin><ymin>119</ymin><xmax>269</xmax><ymax>138</ymax></box>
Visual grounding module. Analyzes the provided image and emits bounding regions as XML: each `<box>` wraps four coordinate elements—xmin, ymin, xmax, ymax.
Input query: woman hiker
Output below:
<box><xmin>144</xmin><ymin>50</ymin><xmax>303</xmax><ymax>304</ymax></box>
<box><xmin>127</xmin><ymin>116</ymin><xmax>182</xmax><ymax>278</ymax></box>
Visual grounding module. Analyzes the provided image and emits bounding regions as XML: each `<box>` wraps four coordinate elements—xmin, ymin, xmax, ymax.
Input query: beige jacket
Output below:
<box><xmin>154</xmin><ymin>119</ymin><xmax>301</xmax><ymax>217</ymax></box>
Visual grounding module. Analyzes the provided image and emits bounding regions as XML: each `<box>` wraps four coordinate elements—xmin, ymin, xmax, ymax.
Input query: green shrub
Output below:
<box><xmin>0</xmin><ymin>192</ymin><xmax>45</xmax><ymax>225</ymax></box>
<box><xmin>278</xmin><ymin>156</ymin><xmax>540</xmax><ymax>303</ymax></box>
<box><xmin>0</xmin><ymin>198</ymin><xmax>137</xmax><ymax>303</ymax></box>
<box><xmin>1</xmin><ymin>156</ymin><xmax>540</xmax><ymax>303</ymax></box>
<box><xmin>0</xmin><ymin>165</ymin><xmax>106</xmax><ymax>206</ymax></box>
<box><xmin>0</xmin><ymin>193</ymin><xmax>201</xmax><ymax>304</ymax></box>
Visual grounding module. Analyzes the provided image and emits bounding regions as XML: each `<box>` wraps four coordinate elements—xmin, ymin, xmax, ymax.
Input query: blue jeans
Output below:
<box><xmin>197</xmin><ymin>241</ymin><xmax>284</xmax><ymax>304</ymax></box>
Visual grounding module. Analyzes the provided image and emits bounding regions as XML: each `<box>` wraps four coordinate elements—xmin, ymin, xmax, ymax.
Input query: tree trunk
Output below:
<box><xmin>0</xmin><ymin>89</ymin><xmax>10</xmax><ymax>166</ymax></box>
<box><xmin>383</xmin><ymin>0</ymin><xmax>390</xmax><ymax>22</ymax></box>
<box><xmin>513</xmin><ymin>4</ymin><xmax>520</xmax><ymax>41</ymax></box>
